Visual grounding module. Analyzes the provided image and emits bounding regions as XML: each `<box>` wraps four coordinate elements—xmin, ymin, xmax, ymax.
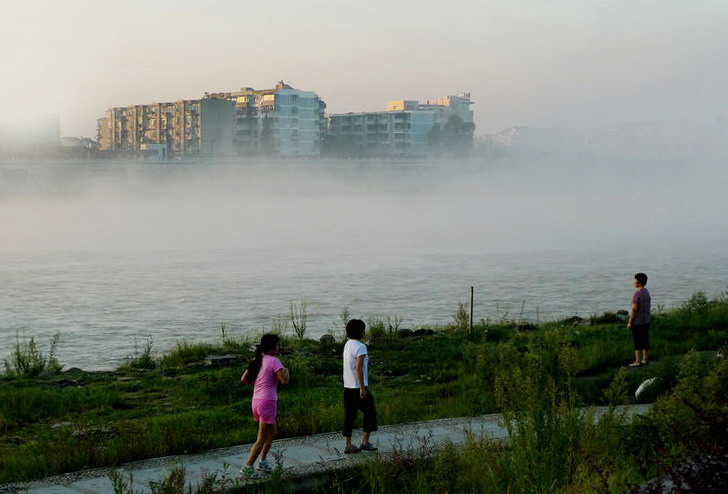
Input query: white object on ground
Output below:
<box><xmin>635</xmin><ymin>377</ymin><xmax>658</xmax><ymax>399</ymax></box>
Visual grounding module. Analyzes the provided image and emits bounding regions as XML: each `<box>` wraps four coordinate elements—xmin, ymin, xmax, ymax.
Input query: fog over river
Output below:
<box><xmin>1</xmin><ymin>159</ymin><xmax>727</xmax><ymax>370</ymax></box>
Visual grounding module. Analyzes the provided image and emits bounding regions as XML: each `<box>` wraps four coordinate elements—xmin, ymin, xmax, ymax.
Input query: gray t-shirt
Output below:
<box><xmin>631</xmin><ymin>288</ymin><xmax>651</xmax><ymax>325</ymax></box>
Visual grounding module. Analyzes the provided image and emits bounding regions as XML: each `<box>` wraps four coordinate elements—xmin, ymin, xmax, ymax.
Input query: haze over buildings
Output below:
<box><xmin>1</xmin><ymin>1</ymin><xmax>727</xmax><ymax>139</ymax></box>
<box><xmin>97</xmin><ymin>82</ymin><xmax>475</xmax><ymax>159</ymax></box>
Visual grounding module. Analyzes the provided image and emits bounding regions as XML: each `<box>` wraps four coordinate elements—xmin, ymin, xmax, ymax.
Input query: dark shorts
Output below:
<box><xmin>632</xmin><ymin>323</ymin><xmax>650</xmax><ymax>350</ymax></box>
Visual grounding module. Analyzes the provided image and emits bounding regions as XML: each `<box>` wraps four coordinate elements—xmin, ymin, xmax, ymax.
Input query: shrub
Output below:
<box><xmin>119</xmin><ymin>336</ymin><xmax>157</xmax><ymax>371</ymax></box>
<box><xmin>161</xmin><ymin>341</ymin><xmax>216</xmax><ymax>368</ymax></box>
<box><xmin>3</xmin><ymin>332</ymin><xmax>62</xmax><ymax>378</ymax></box>
<box><xmin>269</xmin><ymin>315</ymin><xmax>289</xmax><ymax>336</ymax></box>
<box><xmin>385</xmin><ymin>314</ymin><xmax>404</xmax><ymax>334</ymax></box>
<box><xmin>452</xmin><ymin>302</ymin><xmax>469</xmax><ymax>331</ymax></box>
<box><xmin>289</xmin><ymin>301</ymin><xmax>307</xmax><ymax>341</ymax></box>
<box><xmin>109</xmin><ymin>465</ymin><xmax>236</xmax><ymax>494</ymax></box>
<box><xmin>367</xmin><ymin>316</ymin><xmax>387</xmax><ymax>341</ymax></box>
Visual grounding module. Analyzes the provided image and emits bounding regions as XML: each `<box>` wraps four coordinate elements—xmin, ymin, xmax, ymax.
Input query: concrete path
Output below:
<box><xmin>0</xmin><ymin>405</ymin><xmax>651</xmax><ymax>494</ymax></box>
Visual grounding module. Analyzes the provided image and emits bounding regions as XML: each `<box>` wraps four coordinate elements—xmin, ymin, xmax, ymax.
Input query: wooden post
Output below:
<box><xmin>469</xmin><ymin>286</ymin><xmax>474</xmax><ymax>335</ymax></box>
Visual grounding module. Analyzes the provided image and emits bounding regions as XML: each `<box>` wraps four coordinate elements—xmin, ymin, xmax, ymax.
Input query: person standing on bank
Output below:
<box><xmin>628</xmin><ymin>272</ymin><xmax>652</xmax><ymax>367</ymax></box>
<box><xmin>240</xmin><ymin>333</ymin><xmax>289</xmax><ymax>478</ymax></box>
<box><xmin>342</xmin><ymin>319</ymin><xmax>378</xmax><ymax>454</ymax></box>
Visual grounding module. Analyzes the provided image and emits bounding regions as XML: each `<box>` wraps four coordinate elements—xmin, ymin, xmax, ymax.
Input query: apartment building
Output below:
<box><xmin>327</xmin><ymin>93</ymin><xmax>474</xmax><ymax>158</ymax></box>
<box><xmin>207</xmin><ymin>81</ymin><xmax>326</xmax><ymax>157</ymax></box>
<box><xmin>98</xmin><ymin>98</ymin><xmax>235</xmax><ymax>158</ymax></box>
<box><xmin>386</xmin><ymin>94</ymin><xmax>474</xmax><ymax>129</ymax></box>
<box><xmin>96</xmin><ymin>86</ymin><xmax>470</xmax><ymax>159</ymax></box>
<box><xmin>326</xmin><ymin>110</ymin><xmax>434</xmax><ymax>157</ymax></box>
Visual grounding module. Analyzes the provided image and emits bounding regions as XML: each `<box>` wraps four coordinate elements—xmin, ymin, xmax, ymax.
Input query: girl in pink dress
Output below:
<box><xmin>240</xmin><ymin>333</ymin><xmax>289</xmax><ymax>478</ymax></box>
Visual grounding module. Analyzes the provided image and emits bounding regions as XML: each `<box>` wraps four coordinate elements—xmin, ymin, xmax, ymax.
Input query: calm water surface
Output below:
<box><xmin>1</xmin><ymin>161</ymin><xmax>726</xmax><ymax>369</ymax></box>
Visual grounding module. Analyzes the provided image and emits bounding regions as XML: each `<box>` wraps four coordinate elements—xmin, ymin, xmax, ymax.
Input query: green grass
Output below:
<box><xmin>114</xmin><ymin>343</ymin><xmax>728</xmax><ymax>494</ymax></box>
<box><xmin>1</xmin><ymin>292</ymin><xmax>728</xmax><ymax>484</ymax></box>
<box><xmin>292</xmin><ymin>350</ymin><xmax>728</xmax><ymax>494</ymax></box>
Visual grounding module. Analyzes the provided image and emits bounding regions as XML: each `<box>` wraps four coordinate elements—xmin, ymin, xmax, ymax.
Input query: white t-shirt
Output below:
<box><xmin>343</xmin><ymin>338</ymin><xmax>368</xmax><ymax>389</ymax></box>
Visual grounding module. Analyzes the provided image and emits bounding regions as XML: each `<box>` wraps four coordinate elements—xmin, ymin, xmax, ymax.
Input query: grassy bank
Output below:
<box><xmin>308</xmin><ymin>350</ymin><xmax>728</xmax><ymax>494</ymax></box>
<box><xmin>1</xmin><ymin>292</ymin><xmax>727</xmax><ymax>485</ymax></box>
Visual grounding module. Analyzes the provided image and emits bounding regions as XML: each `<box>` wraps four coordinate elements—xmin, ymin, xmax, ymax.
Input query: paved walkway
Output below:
<box><xmin>0</xmin><ymin>405</ymin><xmax>651</xmax><ymax>494</ymax></box>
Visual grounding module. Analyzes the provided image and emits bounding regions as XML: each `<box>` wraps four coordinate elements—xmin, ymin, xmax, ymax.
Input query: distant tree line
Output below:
<box><xmin>428</xmin><ymin>115</ymin><xmax>476</xmax><ymax>157</ymax></box>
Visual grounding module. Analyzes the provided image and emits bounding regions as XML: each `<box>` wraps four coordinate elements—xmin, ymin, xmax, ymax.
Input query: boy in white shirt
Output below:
<box><xmin>342</xmin><ymin>319</ymin><xmax>378</xmax><ymax>454</ymax></box>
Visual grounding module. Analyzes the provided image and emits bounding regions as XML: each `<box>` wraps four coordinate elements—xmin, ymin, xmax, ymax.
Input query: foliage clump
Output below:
<box><xmin>3</xmin><ymin>332</ymin><xmax>62</xmax><ymax>378</ymax></box>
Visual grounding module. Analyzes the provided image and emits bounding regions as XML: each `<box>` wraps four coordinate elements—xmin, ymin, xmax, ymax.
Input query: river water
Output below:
<box><xmin>1</xmin><ymin>160</ymin><xmax>726</xmax><ymax>370</ymax></box>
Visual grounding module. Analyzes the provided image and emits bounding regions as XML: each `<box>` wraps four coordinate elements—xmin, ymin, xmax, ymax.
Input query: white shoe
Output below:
<box><xmin>257</xmin><ymin>459</ymin><xmax>273</xmax><ymax>473</ymax></box>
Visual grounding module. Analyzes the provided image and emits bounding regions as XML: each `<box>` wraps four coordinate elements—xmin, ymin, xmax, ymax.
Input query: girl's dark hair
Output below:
<box><xmin>345</xmin><ymin>319</ymin><xmax>366</xmax><ymax>340</ymax></box>
<box><xmin>246</xmin><ymin>333</ymin><xmax>280</xmax><ymax>382</ymax></box>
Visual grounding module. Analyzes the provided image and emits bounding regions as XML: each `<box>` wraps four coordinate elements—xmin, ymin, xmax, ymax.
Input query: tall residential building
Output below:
<box><xmin>98</xmin><ymin>98</ymin><xmax>235</xmax><ymax>158</ymax></box>
<box><xmin>326</xmin><ymin>93</ymin><xmax>474</xmax><ymax>158</ymax></box>
<box><xmin>206</xmin><ymin>81</ymin><xmax>326</xmax><ymax>157</ymax></box>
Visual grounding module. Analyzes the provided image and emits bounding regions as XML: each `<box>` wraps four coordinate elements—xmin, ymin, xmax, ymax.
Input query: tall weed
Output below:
<box><xmin>289</xmin><ymin>301</ymin><xmax>307</xmax><ymax>341</ymax></box>
<box><xmin>120</xmin><ymin>336</ymin><xmax>157</xmax><ymax>371</ymax></box>
<box><xmin>3</xmin><ymin>332</ymin><xmax>62</xmax><ymax>378</ymax></box>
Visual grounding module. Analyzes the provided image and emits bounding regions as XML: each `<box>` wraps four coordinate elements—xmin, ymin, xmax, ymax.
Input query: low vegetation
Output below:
<box><xmin>3</xmin><ymin>331</ymin><xmax>62</xmax><ymax>378</ymax></box>
<box><xmin>1</xmin><ymin>292</ymin><xmax>727</xmax><ymax>490</ymax></box>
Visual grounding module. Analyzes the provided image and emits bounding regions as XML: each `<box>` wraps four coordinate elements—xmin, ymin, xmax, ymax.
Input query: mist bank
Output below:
<box><xmin>1</xmin><ymin>157</ymin><xmax>726</xmax><ymax>253</ymax></box>
<box><xmin>1</xmin><ymin>151</ymin><xmax>726</xmax><ymax>196</ymax></box>
<box><xmin>1</xmin><ymin>157</ymin><xmax>726</xmax><ymax>371</ymax></box>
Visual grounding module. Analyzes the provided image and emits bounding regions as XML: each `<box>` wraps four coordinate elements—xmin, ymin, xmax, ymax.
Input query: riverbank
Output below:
<box><xmin>1</xmin><ymin>291</ymin><xmax>727</xmax><ymax>486</ymax></box>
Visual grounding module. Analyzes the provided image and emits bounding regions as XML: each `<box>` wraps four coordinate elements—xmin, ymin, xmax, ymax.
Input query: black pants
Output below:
<box><xmin>632</xmin><ymin>323</ymin><xmax>650</xmax><ymax>350</ymax></box>
<box><xmin>343</xmin><ymin>387</ymin><xmax>378</xmax><ymax>437</ymax></box>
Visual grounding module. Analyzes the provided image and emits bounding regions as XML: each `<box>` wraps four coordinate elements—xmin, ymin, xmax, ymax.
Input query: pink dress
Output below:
<box><xmin>251</xmin><ymin>355</ymin><xmax>283</xmax><ymax>424</ymax></box>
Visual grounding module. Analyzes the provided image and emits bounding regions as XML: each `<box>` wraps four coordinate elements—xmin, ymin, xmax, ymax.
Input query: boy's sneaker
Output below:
<box><xmin>240</xmin><ymin>465</ymin><xmax>260</xmax><ymax>479</ymax></box>
<box><xmin>360</xmin><ymin>443</ymin><xmax>378</xmax><ymax>452</ymax></box>
<box><xmin>344</xmin><ymin>445</ymin><xmax>360</xmax><ymax>454</ymax></box>
<box><xmin>257</xmin><ymin>459</ymin><xmax>273</xmax><ymax>473</ymax></box>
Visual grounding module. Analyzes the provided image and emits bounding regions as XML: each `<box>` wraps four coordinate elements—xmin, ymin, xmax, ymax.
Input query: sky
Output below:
<box><xmin>1</xmin><ymin>0</ymin><xmax>727</xmax><ymax>137</ymax></box>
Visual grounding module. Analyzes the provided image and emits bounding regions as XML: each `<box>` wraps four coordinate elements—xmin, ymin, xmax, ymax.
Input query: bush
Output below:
<box><xmin>161</xmin><ymin>341</ymin><xmax>216</xmax><ymax>368</ymax></box>
<box><xmin>109</xmin><ymin>465</ymin><xmax>236</xmax><ymax>494</ymax></box>
<box><xmin>491</xmin><ymin>329</ymin><xmax>587</xmax><ymax>493</ymax></box>
<box><xmin>3</xmin><ymin>332</ymin><xmax>62</xmax><ymax>378</ymax></box>
<box><xmin>119</xmin><ymin>336</ymin><xmax>157</xmax><ymax>371</ymax></box>
<box><xmin>452</xmin><ymin>302</ymin><xmax>469</xmax><ymax>331</ymax></box>
<box><xmin>367</xmin><ymin>317</ymin><xmax>387</xmax><ymax>341</ymax></box>
<box><xmin>290</xmin><ymin>301</ymin><xmax>307</xmax><ymax>341</ymax></box>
